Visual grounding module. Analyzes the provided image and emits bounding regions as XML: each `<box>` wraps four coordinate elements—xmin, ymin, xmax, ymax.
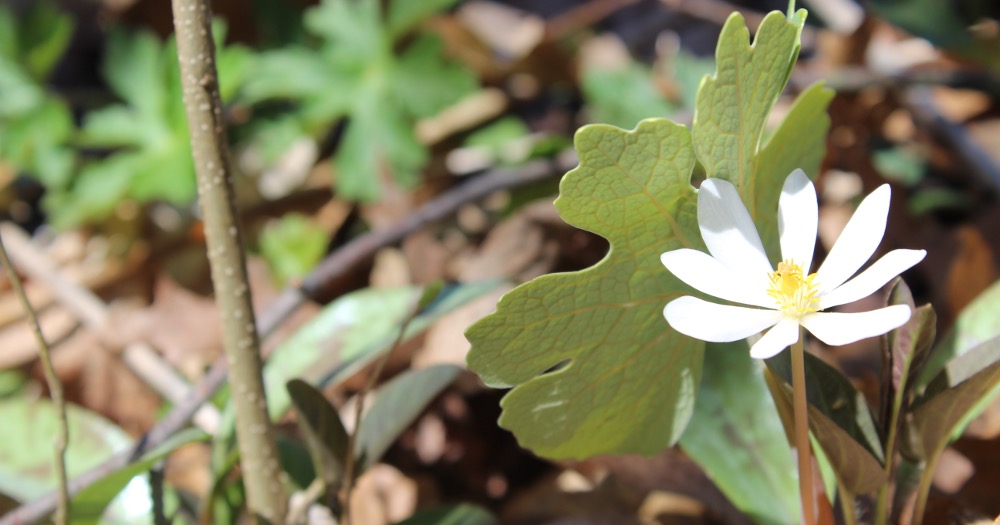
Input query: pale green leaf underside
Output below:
<box><xmin>681</xmin><ymin>343</ymin><xmax>799</xmax><ymax>524</ymax></box>
<box><xmin>468</xmin><ymin>120</ymin><xmax>701</xmax><ymax>458</ymax></box>
<box><xmin>467</xmin><ymin>10</ymin><xmax>820</xmax><ymax>459</ymax></box>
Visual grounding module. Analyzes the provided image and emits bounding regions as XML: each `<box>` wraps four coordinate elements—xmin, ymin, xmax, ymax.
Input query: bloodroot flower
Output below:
<box><xmin>661</xmin><ymin>169</ymin><xmax>926</xmax><ymax>359</ymax></box>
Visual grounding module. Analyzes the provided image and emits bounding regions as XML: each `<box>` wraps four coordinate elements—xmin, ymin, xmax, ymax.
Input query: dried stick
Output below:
<box><xmin>171</xmin><ymin>0</ymin><xmax>286</xmax><ymax>521</ymax></box>
<box><xmin>0</xmin><ymin>154</ymin><xmax>571</xmax><ymax>525</ymax></box>
<box><xmin>0</xmin><ymin>232</ymin><xmax>70</xmax><ymax>524</ymax></box>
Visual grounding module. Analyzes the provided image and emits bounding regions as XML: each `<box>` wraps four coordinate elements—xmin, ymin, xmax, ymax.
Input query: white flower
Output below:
<box><xmin>661</xmin><ymin>169</ymin><xmax>926</xmax><ymax>359</ymax></box>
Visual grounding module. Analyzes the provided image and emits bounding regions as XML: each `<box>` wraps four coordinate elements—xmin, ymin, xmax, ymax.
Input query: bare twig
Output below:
<box><xmin>0</xmin><ymin>223</ymin><xmax>222</xmax><ymax>433</ymax></box>
<box><xmin>0</xmin><ymin>154</ymin><xmax>571</xmax><ymax>525</ymax></box>
<box><xmin>171</xmin><ymin>0</ymin><xmax>286</xmax><ymax>521</ymax></box>
<box><xmin>0</xmin><ymin>232</ymin><xmax>70</xmax><ymax>525</ymax></box>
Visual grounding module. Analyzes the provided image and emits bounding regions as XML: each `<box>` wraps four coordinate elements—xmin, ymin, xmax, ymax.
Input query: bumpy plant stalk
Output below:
<box><xmin>170</xmin><ymin>0</ymin><xmax>287</xmax><ymax>521</ymax></box>
<box><xmin>0</xmin><ymin>233</ymin><xmax>70</xmax><ymax>525</ymax></box>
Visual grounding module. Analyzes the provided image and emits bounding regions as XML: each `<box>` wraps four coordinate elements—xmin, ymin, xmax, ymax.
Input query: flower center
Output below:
<box><xmin>767</xmin><ymin>260</ymin><xmax>821</xmax><ymax>317</ymax></box>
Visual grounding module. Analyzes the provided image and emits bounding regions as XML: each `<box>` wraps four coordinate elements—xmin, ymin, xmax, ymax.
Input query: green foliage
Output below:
<box><xmin>766</xmin><ymin>351</ymin><xmax>888</xmax><ymax>494</ymax></box>
<box><xmin>0</xmin><ymin>399</ymin><xmax>132</xmax><ymax>502</ymax></box>
<box><xmin>259</xmin><ymin>213</ymin><xmax>329</xmax><ymax>286</ymax></box>
<box><xmin>69</xmin><ymin>429</ymin><xmax>208</xmax><ymax>525</ymax></box>
<box><xmin>244</xmin><ymin>0</ymin><xmax>476</xmax><ymax>201</ymax></box>
<box><xmin>47</xmin><ymin>21</ymin><xmax>253</xmax><ymax>228</ymax></box>
<box><xmin>581</xmin><ymin>63</ymin><xmax>676</xmax><ymax>128</ymax></box>
<box><xmin>466</xmin><ymin>10</ymin><xmax>830</xmax><ymax>459</ymax></box>
<box><xmin>0</xmin><ymin>2</ymin><xmax>75</xmax><ymax>190</ymax></box>
<box><xmin>868</xmin><ymin>0</ymin><xmax>1000</xmax><ymax>70</ymax></box>
<box><xmin>356</xmin><ymin>364</ymin><xmax>460</xmax><ymax>470</ymax></box>
<box><xmin>287</xmin><ymin>379</ymin><xmax>350</xmax><ymax>488</ymax></box>
<box><xmin>680</xmin><ymin>343</ymin><xmax>799</xmax><ymax>524</ymax></box>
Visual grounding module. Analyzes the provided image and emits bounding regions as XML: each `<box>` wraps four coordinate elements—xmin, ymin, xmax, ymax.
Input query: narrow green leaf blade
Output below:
<box><xmin>287</xmin><ymin>379</ymin><xmax>349</xmax><ymax>487</ymax></box>
<box><xmin>911</xmin><ymin>336</ymin><xmax>1000</xmax><ymax>459</ymax></box>
<box><xmin>752</xmin><ymin>81</ymin><xmax>834</xmax><ymax>258</ymax></box>
<box><xmin>357</xmin><ymin>365</ymin><xmax>461</xmax><ymax>470</ymax></box>
<box><xmin>918</xmin><ymin>279</ymin><xmax>1000</xmax><ymax>388</ymax></box>
<box><xmin>766</xmin><ymin>351</ymin><xmax>887</xmax><ymax>493</ymax></box>
<box><xmin>680</xmin><ymin>342</ymin><xmax>799</xmax><ymax>525</ymax></box>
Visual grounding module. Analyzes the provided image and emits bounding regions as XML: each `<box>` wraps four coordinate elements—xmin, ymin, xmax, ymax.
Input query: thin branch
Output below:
<box><xmin>0</xmin><ymin>232</ymin><xmax>70</xmax><ymax>525</ymax></box>
<box><xmin>0</xmin><ymin>154</ymin><xmax>571</xmax><ymax>525</ymax></box>
<box><xmin>171</xmin><ymin>0</ymin><xmax>286</xmax><ymax>521</ymax></box>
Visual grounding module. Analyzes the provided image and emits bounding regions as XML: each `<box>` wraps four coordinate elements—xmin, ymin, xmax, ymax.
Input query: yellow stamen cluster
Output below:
<box><xmin>767</xmin><ymin>260</ymin><xmax>821</xmax><ymax>317</ymax></box>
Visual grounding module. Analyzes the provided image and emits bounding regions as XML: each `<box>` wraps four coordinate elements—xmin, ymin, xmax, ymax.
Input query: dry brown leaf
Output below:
<box><xmin>402</xmin><ymin>230</ymin><xmax>454</xmax><ymax>284</ymax></box>
<box><xmin>454</xmin><ymin>200</ymin><xmax>558</xmax><ymax>282</ymax></box>
<box><xmin>0</xmin><ymin>306</ymin><xmax>78</xmax><ymax>369</ymax></box>
<box><xmin>932</xmin><ymin>87</ymin><xmax>991</xmax><ymax>122</ymax></box>
<box><xmin>946</xmin><ymin>225</ymin><xmax>997</xmax><ymax>321</ymax></box>
<box><xmin>415</xmin><ymin>286</ymin><xmax>509</xmax><ymax>369</ymax></box>
<box><xmin>370</xmin><ymin>248</ymin><xmax>412</xmax><ymax>289</ymax></box>
<box><xmin>108</xmin><ymin>276</ymin><xmax>221</xmax><ymax>379</ymax></box>
<box><xmin>348</xmin><ymin>464</ymin><xmax>418</xmax><ymax>525</ymax></box>
<box><xmin>934</xmin><ymin>448</ymin><xmax>975</xmax><ymax>494</ymax></box>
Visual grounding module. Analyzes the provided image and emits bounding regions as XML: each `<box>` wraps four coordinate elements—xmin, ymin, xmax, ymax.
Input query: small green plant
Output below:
<box><xmin>244</xmin><ymin>0</ymin><xmax>477</xmax><ymax>201</ymax></box>
<box><xmin>466</xmin><ymin>6</ymin><xmax>1000</xmax><ymax>525</ymax></box>
<box><xmin>0</xmin><ymin>2</ymin><xmax>75</xmax><ymax>191</ymax></box>
<box><xmin>45</xmin><ymin>22</ymin><xmax>253</xmax><ymax>228</ymax></box>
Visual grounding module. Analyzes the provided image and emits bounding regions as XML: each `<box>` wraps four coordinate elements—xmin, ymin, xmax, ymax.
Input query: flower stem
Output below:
<box><xmin>791</xmin><ymin>330</ymin><xmax>816</xmax><ymax>525</ymax></box>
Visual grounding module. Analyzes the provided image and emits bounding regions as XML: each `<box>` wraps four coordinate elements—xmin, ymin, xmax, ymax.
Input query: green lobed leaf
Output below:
<box><xmin>259</xmin><ymin>213</ymin><xmax>329</xmax><ymax>286</ymax></box>
<box><xmin>287</xmin><ymin>379</ymin><xmax>349</xmax><ymax>488</ymax></box>
<box><xmin>679</xmin><ymin>342</ymin><xmax>799</xmax><ymax>525</ymax></box>
<box><xmin>390</xmin><ymin>35</ymin><xmax>477</xmax><ymax>119</ymax></box>
<box><xmin>19</xmin><ymin>2</ymin><xmax>73</xmax><ymax>81</ymax></box>
<box><xmin>581</xmin><ymin>62</ymin><xmax>677</xmax><ymax>129</ymax></box>
<box><xmin>693</xmin><ymin>10</ymin><xmax>805</xmax><ymax>190</ymax></box>
<box><xmin>765</xmin><ymin>351</ymin><xmax>887</xmax><ymax>494</ymax></box>
<box><xmin>0</xmin><ymin>399</ymin><xmax>132</xmax><ymax>502</ymax></box>
<box><xmin>248</xmin><ymin>0</ymin><xmax>476</xmax><ymax>200</ymax></box>
<box><xmin>385</xmin><ymin>0</ymin><xmax>460</xmax><ymax>39</ymax></box>
<box><xmin>466</xmin><ymin>10</ymin><xmax>818</xmax><ymax>459</ymax></box>
<box><xmin>468</xmin><ymin>119</ymin><xmax>702</xmax><ymax>458</ymax></box>
<box><xmin>356</xmin><ymin>365</ymin><xmax>461</xmax><ymax>470</ymax></box>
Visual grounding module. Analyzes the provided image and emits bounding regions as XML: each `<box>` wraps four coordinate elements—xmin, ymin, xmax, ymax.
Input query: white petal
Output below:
<box><xmin>816</xmin><ymin>184</ymin><xmax>891</xmax><ymax>294</ymax></box>
<box><xmin>778</xmin><ymin>169</ymin><xmax>818</xmax><ymax>270</ymax></box>
<box><xmin>698</xmin><ymin>178</ymin><xmax>773</xmax><ymax>276</ymax></box>
<box><xmin>800</xmin><ymin>305</ymin><xmax>912</xmax><ymax>346</ymax></box>
<box><xmin>749</xmin><ymin>317</ymin><xmax>801</xmax><ymax>359</ymax></box>
<box><xmin>819</xmin><ymin>249</ymin><xmax>927</xmax><ymax>309</ymax></box>
<box><xmin>661</xmin><ymin>249</ymin><xmax>774</xmax><ymax>308</ymax></box>
<box><xmin>664</xmin><ymin>296</ymin><xmax>782</xmax><ymax>343</ymax></box>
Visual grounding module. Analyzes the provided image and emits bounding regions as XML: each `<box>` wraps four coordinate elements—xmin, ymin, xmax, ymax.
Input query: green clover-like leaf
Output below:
<box><xmin>467</xmin><ymin>10</ymin><xmax>829</xmax><ymax>459</ymax></box>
